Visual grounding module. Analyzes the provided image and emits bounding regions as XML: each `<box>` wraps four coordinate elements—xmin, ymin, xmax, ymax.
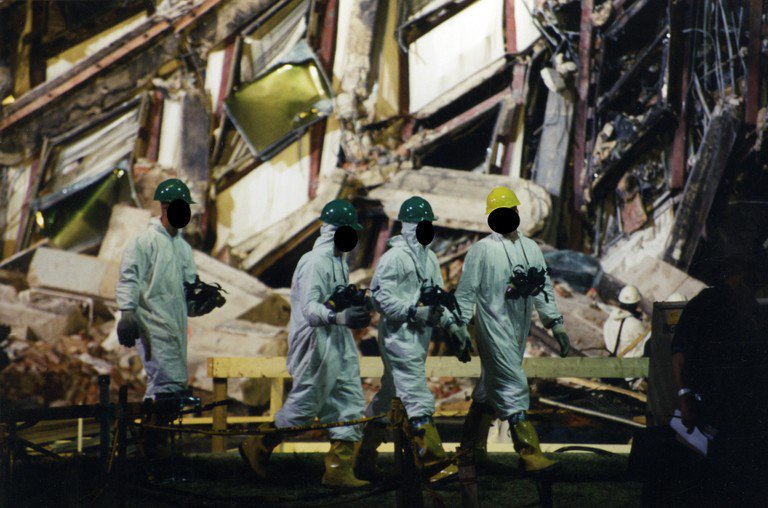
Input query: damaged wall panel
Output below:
<box><xmin>214</xmin><ymin>134</ymin><xmax>312</xmax><ymax>251</ymax></box>
<box><xmin>407</xmin><ymin>0</ymin><xmax>505</xmax><ymax>113</ymax></box>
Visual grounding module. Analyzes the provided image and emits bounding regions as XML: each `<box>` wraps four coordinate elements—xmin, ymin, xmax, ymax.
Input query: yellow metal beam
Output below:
<box><xmin>208</xmin><ymin>356</ymin><xmax>649</xmax><ymax>379</ymax></box>
<box><xmin>263</xmin><ymin>442</ymin><xmax>632</xmax><ymax>454</ymax></box>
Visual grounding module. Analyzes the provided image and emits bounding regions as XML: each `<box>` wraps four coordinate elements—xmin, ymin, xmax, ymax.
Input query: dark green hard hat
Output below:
<box><xmin>320</xmin><ymin>199</ymin><xmax>363</xmax><ymax>230</ymax></box>
<box><xmin>154</xmin><ymin>178</ymin><xmax>195</xmax><ymax>204</ymax></box>
<box><xmin>398</xmin><ymin>196</ymin><xmax>436</xmax><ymax>223</ymax></box>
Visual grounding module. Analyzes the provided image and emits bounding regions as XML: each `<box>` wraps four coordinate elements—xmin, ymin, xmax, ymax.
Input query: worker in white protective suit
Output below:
<box><xmin>239</xmin><ymin>199</ymin><xmax>372</xmax><ymax>488</ymax></box>
<box><xmin>455</xmin><ymin>186</ymin><xmax>570</xmax><ymax>474</ymax></box>
<box><xmin>602</xmin><ymin>285</ymin><xmax>649</xmax><ymax>358</ymax></box>
<box><xmin>116</xmin><ymin>179</ymin><xmax>220</xmax><ymax>458</ymax></box>
<box><xmin>354</xmin><ymin>197</ymin><xmax>473</xmax><ymax>484</ymax></box>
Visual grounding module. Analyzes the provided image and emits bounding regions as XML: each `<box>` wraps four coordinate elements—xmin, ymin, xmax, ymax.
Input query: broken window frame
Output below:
<box><xmin>223</xmin><ymin>40</ymin><xmax>334</xmax><ymax>162</ymax></box>
<box><xmin>19</xmin><ymin>96</ymin><xmax>146</xmax><ymax>250</ymax></box>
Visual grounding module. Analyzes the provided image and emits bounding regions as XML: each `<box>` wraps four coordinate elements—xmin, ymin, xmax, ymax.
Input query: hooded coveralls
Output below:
<box><xmin>273</xmin><ymin>224</ymin><xmax>365</xmax><ymax>441</ymax></box>
<box><xmin>116</xmin><ymin>218</ymin><xmax>197</xmax><ymax>398</ymax></box>
<box><xmin>365</xmin><ymin>223</ymin><xmax>455</xmax><ymax>420</ymax></box>
<box><xmin>454</xmin><ymin>232</ymin><xmax>563</xmax><ymax>418</ymax></box>
<box><xmin>602</xmin><ymin>309</ymin><xmax>648</xmax><ymax>358</ymax></box>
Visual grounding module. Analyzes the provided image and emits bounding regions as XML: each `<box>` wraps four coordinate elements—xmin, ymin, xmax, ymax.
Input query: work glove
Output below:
<box><xmin>190</xmin><ymin>296</ymin><xmax>219</xmax><ymax>317</ymax></box>
<box><xmin>410</xmin><ymin>305</ymin><xmax>443</xmax><ymax>326</ymax></box>
<box><xmin>448</xmin><ymin>324</ymin><xmax>474</xmax><ymax>363</ymax></box>
<box><xmin>117</xmin><ymin>310</ymin><xmax>140</xmax><ymax>348</ymax></box>
<box><xmin>552</xmin><ymin>323</ymin><xmax>570</xmax><ymax>358</ymax></box>
<box><xmin>335</xmin><ymin>306</ymin><xmax>372</xmax><ymax>329</ymax></box>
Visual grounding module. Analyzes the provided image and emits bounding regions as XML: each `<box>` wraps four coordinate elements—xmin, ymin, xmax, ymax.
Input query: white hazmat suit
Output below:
<box><xmin>273</xmin><ymin>224</ymin><xmax>365</xmax><ymax>441</ymax></box>
<box><xmin>454</xmin><ymin>231</ymin><xmax>563</xmax><ymax>418</ymax></box>
<box><xmin>602</xmin><ymin>308</ymin><xmax>648</xmax><ymax>358</ymax></box>
<box><xmin>365</xmin><ymin>222</ymin><xmax>454</xmax><ymax>420</ymax></box>
<box><xmin>116</xmin><ymin>217</ymin><xmax>197</xmax><ymax>398</ymax></box>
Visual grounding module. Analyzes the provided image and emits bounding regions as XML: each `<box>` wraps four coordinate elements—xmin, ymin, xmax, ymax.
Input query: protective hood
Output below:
<box><xmin>313</xmin><ymin>223</ymin><xmax>337</xmax><ymax>252</ymax></box>
<box><xmin>609</xmin><ymin>308</ymin><xmax>634</xmax><ymax>321</ymax></box>
<box><xmin>150</xmin><ymin>217</ymin><xmax>179</xmax><ymax>238</ymax></box>
<box><xmin>401</xmin><ymin>222</ymin><xmax>430</xmax><ymax>272</ymax></box>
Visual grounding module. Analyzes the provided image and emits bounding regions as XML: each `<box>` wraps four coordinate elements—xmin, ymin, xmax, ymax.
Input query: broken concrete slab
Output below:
<box><xmin>0</xmin><ymin>301</ymin><xmax>84</xmax><ymax>343</ymax></box>
<box><xmin>0</xmin><ymin>283</ymin><xmax>17</xmax><ymax>302</ymax></box>
<box><xmin>28</xmin><ymin>247</ymin><xmax>118</xmax><ymax>301</ymax></box>
<box><xmin>193</xmin><ymin>250</ymin><xmax>272</xmax><ymax>329</ymax></box>
<box><xmin>367</xmin><ymin>166</ymin><xmax>551</xmax><ymax>235</ymax></box>
<box><xmin>98</xmin><ymin>204</ymin><xmax>152</xmax><ymax>260</ymax></box>
<box><xmin>607</xmin><ymin>254</ymin><xmax>706</xmax><ymax>303</ymax></box>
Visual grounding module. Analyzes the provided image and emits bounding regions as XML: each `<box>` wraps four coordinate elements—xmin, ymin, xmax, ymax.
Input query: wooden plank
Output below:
<box><xmin>269</xmin><ymin>378</ymin><xmax>284</xmax><ymax>417</ymax></box>
<box><xmin>211</xmin><ymin>377</ymin><xmax>227</xmax><ymax>453</ymax></box>
<box><xmin>208</xmin><ymin>356</ymin><xmax>649</xmax><ymax>379</ymax></box>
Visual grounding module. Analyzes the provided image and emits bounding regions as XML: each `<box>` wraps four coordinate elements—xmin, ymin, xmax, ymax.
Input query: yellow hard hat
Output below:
<box><xmin>485</xmin><ymin>186</ymin><xmax>521</xmax><ymax>215</ymax></box>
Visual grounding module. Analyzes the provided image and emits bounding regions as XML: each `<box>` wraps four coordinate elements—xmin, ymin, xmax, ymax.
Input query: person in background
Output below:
<box><xmin>602</xmin><ymin>285</ymin><xmax>649</xmax><ymax>358</ymax></box>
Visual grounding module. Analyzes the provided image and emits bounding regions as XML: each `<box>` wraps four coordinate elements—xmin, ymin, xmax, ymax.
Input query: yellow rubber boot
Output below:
<box><xmin>322</xmin><ymin>440</ymin><xmax>370</xmax><ymax>488</ymax></box>
<box><xmin>354</xmin><ymin>423</ymin><xmax>386</xmax><ymax>481</ymax></box>
<box><xmin>510</xmin><ymin>420</ymin><xmax>560</xmax><ymax>474</ymax></box>
<box><xmin>411</xmin><ymin>420</ymin><xmax>459</xmax><ymax>483</ymax></box>
<box><xmin>239</xmin><ymin>423</ymin><xmax>283</xmax><ymax>479</ymax></box>
<box><xmin>459</xmin><ymin>402</ymin><xmax>495</xmax><ymax>464</ymax></box>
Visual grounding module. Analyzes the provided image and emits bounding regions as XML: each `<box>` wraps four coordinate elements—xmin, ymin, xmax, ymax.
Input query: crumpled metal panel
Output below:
<box><xmin>225</xmin><ymin>42</ymin><xmax>333</xmax><ymax>160</ymax></box>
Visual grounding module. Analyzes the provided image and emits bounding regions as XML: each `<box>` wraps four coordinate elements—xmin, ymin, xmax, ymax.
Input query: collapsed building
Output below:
<box><xmin>0</xmin><ymin>0</ymin><xmax>765</xmax><ymax>426</ymax></box>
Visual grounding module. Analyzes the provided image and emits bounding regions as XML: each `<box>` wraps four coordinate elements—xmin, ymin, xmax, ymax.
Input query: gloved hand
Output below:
<box><xmin>410</xmin><ymin>305</ymin><xmax>442</xmax><ymax>326</ymax></box>
<box><xmin>335</xmin><ymin>306</ymin><xmax>372</xmax><ymax>329</ymax></box>
<box><xmin>448</xmin><ymin>324</ymin><xmax>474</xmax><ymax>363</ymax></box>
<box><xmin>552</xmin><ymin>323</ymin><xmax>570</xmax><ymax>358</ymax></box>
<box><xmin>117</xmin><ymin>310</ymin><xmax>140</xmax><ymax>348</ymax></box>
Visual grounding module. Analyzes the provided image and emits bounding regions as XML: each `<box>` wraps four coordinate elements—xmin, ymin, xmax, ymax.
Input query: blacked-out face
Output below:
<box><xmin>488</xmin><ymin>207</ymin><xmax>520</xmax><ymax>234</ymax></box>
<box><xmin>416</xmin><ymin>221</ymin><xmax>435</xmax><ymax>246</ymax></box>
<box><xmin>165</xmin><ymin>199</ymin><xmax>191</xmax><ymax>229</ymax></box>
<box><xmin>334</xmin><ymin>225</ymin><xmax>358</xmax><ymax>252</ymax></box>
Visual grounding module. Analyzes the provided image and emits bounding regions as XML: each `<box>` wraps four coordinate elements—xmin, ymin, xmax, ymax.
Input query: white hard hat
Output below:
<box><xmin>666</xmin><ymin>292</ymin><xmax>687</xmax><ymax>302</ymax></box>
<box><xmin>618</xmin><ymin>285</ymin><xmax>641</xmax><ymax>305</ymax></box>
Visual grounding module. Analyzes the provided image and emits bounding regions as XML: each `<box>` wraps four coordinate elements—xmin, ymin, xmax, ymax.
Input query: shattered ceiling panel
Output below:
<box><xmin>408</xmin><ymin>0</ymin><xmax>505</xmax><ymax>112</ymax></box>
<box><xmin>225</xmin><ymin>42</ymin><xmax>333</xmax><ymax>160</ymax></box>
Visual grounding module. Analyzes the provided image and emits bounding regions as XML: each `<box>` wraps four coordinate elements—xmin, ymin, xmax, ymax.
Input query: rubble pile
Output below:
<box><xmin>1</xmin><ymin>0</ymin><xmax>765</xmax><ymax>413</ymax></box>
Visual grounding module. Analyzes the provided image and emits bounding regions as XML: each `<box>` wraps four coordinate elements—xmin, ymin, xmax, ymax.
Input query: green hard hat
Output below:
<box><xmin>398</xmin><ymin>196</ymin><xmax>436</xmax><ymax>223</ymax></box>
<box><xmin>320</xmin><ymin>199</ymin><xmax>363</xmax><ymax>230</ymax></box>
<box><xmin>154</xmin><ymin>178</ymin><xmax>195</xmax><ymax>204</ymax></box>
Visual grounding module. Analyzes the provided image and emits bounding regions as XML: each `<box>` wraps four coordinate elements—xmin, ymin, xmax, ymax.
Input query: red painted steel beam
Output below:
<box><xmin>572</xmin><ymin>0</ymin><xmax>594</xmax><ymax>212</ymax></box>
<box><xmin>144</xmin><ymin>90</ymin><xmax>165</xmax><ymax>162</ymax></box>
<box><xmin>0</xmin><ymin>0</ymin><xmax>226</xmax><ymax>133</ymax></box>
<box><xmin>669</xmin><ymin>0</ymin><xmax>692</xmax><ymax>190</ymax></box>
<box><xmin>308</xmin><ymin>0</ymin><xmax>339</xmax><ymax>200</ymax></box>
<box><xmin>505</xmin><ymin>0</ymin><xmax>517</xmax><ymax>54</ymax></box>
